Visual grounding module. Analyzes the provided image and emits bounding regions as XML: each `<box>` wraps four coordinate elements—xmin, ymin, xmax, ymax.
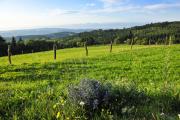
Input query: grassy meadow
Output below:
<box><xmin>0</xmin><ymin>45</ymin><xmax>180</xmax><ymax>120</ymax></box>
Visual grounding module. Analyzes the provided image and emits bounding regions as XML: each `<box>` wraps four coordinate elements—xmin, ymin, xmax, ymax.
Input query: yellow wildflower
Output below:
<box><xmin>66</xmin><ymin>117</ymin><xmax>70</xmax><ymax>120</ymax></box>
<box><xmin>72</xmin><ymin>111</ymin><xmax>75</xmax><ymax>116</ymax></box>
<box><xmin>60</xmin><ymin>99</ymin><xmax>66</xmax><ymax>105</ymax></box>
<box><xmin>60</xmin><ymin>99</ymin><xmax>64</xmax><ymax>104</ymax></box>
<box><xmin>53</xmin><ymin>104</ymin><xmax>57</xmax><ymax>109</ymax></box>
<box><xmin>56</xmin><ymin>112</ymin><xmax>61</xmax><ymax>119</ymax></box>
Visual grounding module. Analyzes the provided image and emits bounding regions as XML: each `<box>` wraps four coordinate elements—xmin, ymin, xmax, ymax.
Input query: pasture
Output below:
<box><xmin>0</xmin><ymin>45</ymin><xmax>180</xmax><ymax>120</ymax></box>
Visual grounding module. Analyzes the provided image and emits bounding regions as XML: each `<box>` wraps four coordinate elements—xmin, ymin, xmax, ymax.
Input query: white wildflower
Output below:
<box><xmin>80</xmin><ymin>101</ymin><xmax>85</xmax><ymax>106</ymax></box>
<box><xmin>160</xmin><ymin>112</ymin><xmax>165</xmax><ymax>116</ymax></box>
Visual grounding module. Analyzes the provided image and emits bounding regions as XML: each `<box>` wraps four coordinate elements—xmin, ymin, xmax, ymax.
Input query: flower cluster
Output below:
<box><xmin>53</xmin><ymin>97</ymin><xmax>68</xmax><ymax>119</ymax></box>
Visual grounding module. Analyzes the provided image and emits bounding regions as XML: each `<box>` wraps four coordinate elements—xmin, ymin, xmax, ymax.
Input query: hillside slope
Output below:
<box><xmin>0</xmin><ymin>45</ymin><xmax>148</xmax><ymax>66</ymax></box>
<box><xmin>74</xmin><ymin>21</ymin><xmax>180</xmax><ymax>45</ymax></box>
<box><xmin>0</xmin><ymin>45</ymin><xmax>180</xmax><ymax>119</ymax></box>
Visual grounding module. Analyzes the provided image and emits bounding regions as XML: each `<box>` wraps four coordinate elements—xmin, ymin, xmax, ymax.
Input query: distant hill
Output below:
<box><xmin>4</xmin><ymin>32</ymin><xmax>77</xmax><ymax>42</ymax></box>
<box><xmin>19</xmin><ymin>32</ymin><xmax>76</xmax><ymax>40</ymax></box>
<box><xmin>0</xmin><ymin>21</ymin><xmax>180</xmax><ymax>57</ymax></box>
<box><xmin>73</xmin><ymin>21</ymin><xmax>180</xmax><ymax>44</ymax></box>
<box><xmin>0</xmin><ymin>28</ymin><xmax>91</xmax><ymax>37</ymax></box>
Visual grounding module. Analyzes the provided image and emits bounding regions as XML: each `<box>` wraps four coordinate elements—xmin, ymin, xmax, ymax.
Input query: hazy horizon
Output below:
<box><xmin>0</xmin><ymin>22</ymin><xmax>148</xmax><ymax>31</ymax></box>
<box><xmin>0</xmin><ymin>0</ymin><xmax>180</xmax><ymax>31</ymax></box>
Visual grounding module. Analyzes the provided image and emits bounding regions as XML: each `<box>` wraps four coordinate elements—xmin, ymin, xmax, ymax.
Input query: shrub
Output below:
<box><xmin>67</xmin><ymin>79</ymin><xmax>149</xmax><ymax>119</ymax></box>
<box><xmin>68</xmin><ymin>79</ymin><xmax>111</xmax><ymax>111</ymax></box>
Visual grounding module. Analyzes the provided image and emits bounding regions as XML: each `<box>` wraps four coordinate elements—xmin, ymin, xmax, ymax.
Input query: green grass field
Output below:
<box><xmin>0</xmin><ymin>45</ymin><xmax>180</xmax><ymax>120</ymax></box>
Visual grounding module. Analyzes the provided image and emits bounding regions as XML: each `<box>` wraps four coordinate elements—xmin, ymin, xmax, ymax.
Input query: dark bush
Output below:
<box><xmin>67</xmin><ymin>79</ymin><xmax>149</xmax><ymax>118</ymax></box>
<box><xmin>68</xmin><ymin>79</ymin><xmax>111</xmax><ymax>111</ymax></box>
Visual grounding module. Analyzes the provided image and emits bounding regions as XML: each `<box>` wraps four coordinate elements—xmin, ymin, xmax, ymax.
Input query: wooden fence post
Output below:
<box><xmin>8</xmin><ymin>45</ymin><xmax>12</xmax><ymax>64</ymax></box>
<box><xmin>165</xmin><ymin>35</ymin><xmax>168</xmax><ymax>45</ymax></box>
<box><xmin>130</xmin><ymin>38</ymin><xmax>134</xmax><ymax>50</ymax></box>
<box><xmin>53</xmin><ymin>43</ymin><xmax>57</xmax><ymax>60</ymax></box>
<box><xmin>84</xmin><ymin>42</ymin><xmax>88</xmax><ymax>56</ymax></box>
<box><xmin>169</xmin><ymin>36</ymin><xmax>172</xmax><ymax>46</ymax></box>
<box><xmin>110</xmin><ymin>41</ymin><xmax>113</xmax><ymax>53</ymax></box>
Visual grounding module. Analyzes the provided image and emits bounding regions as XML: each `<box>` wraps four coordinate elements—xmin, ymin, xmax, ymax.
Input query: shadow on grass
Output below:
<box><xmin>0</xmin><ymin>56</ymin><xmax>134</xmax><ymax>82</ymax></box>
<box><xmin>67</xmin><ymin>79</ymin><xmax>180</xmax><ymax>119</ymax></box>
<box><xmin>0</xmin><ymin>53</ymin><xmax>179</xmax><ymax>119</ymax></box>
<box><xmin>0</xmin><ymin>79</ymin><xmax>179</xmax><ymax>120</ymax></box>
<box><xmin>108</xmin><ymin>86</ymin><xmax>180</xmax><ymax>119</ymax></box>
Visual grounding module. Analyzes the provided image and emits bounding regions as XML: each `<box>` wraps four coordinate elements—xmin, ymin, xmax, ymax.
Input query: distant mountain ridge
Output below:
<box><xmin>0</xmin><ymin>28</ymin><xmax>92</xmax><ymax>37</ymax></box>
<box><xmin>0</xmin><ymin>21</ymin><xmax>179</xmax><ymax>57</ymax></box>
<box><xmin>0</xmin><ymin>22</ymin><xmax>146</xmax><ymax>37</ymax></box>
<box><xmin>18</xmin><ymin>32</ymin><xmax>76</xmax><ymax>39</ymax></box>
<box><xmin>4</xmin><ymin>32</ymin><xmax>77</xmax><ymax>42</ymax></box>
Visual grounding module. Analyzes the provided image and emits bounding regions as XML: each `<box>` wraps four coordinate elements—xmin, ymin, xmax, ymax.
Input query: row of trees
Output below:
<box><xmin>77</xmin><ymin>30</ymin><xmax>179</xmax><ymax>45</ymax></box>
<box><xmin>0</xmin><ymin>36</ymin><xmax>56</xmax><ymax>57</ymax></box>
<box><xmin>0</xmin><ymin>21</ymin><xmax>180</xmax><ymax>57</ymax></box>
<box><xmin>0</xmin><ymin>32</ymin><xmax>174</xmax><ymax>57</ymax></box>
<box><xmin>74</xmin><ymin>21</ymin><xmax>180</xmax><ymax>45</ymax></box>
<box><xmin>0</xmin><ymin>36</ymin><xmax>85</xmax><ymax>57</ymax></box>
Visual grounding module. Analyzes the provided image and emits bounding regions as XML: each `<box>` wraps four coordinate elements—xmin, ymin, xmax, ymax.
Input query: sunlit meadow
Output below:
<box><xmin>0</xmin><ymin>45</ymin><xmax>180</xmax><ymax>119</ymax></box>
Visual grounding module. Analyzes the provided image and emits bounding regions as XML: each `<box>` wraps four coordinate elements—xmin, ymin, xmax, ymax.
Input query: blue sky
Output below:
<box><xmin>0</xmin><ymin>0</ymin><xmax>180</xmax><ymax>30</ymax></box>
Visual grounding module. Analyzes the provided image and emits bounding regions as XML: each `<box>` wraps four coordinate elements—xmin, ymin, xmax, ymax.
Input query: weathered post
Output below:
<box><xmin>84</xmin><ymin>42</ymin><xmax>88</xmax><ymax>56</ymax></box>
<box><xmin>129</xmin><ymin>30</ymin><xmax>134</xmax><ymax>50</ymax></box>
<box><xmin>169</xmin><ymin>36</ymin><xmax>172</xmax><ymax>46</ymax></box>
<box><xmin>8</xmin><ymin>45</ymin><xmax>12</xmax><ymax>64</ymax></box>
<box><xmin>53</xmin><ymin>43</ymin><xmax>57</xmax><ymax>60</ymax></box>
<box><xmin>110</xmin><ymin>41</ymin><xmax>113</xmax><ymax>53</ymax></box>
<box><xmin>130</xmin><ymin>38</ymin><xmax>134</xmax><ymax>50</ymax></box>
<box><xmin>165</xmin><ymin>35</ymin><xmax>168</xmax><ymax>45</ymax></box>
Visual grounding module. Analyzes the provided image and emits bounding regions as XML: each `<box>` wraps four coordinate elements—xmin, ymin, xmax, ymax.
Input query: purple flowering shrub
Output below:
<box><xmin>68</xmin><ymin>79</ymin><xmax>111</xmax><ymax>111</ymax></box>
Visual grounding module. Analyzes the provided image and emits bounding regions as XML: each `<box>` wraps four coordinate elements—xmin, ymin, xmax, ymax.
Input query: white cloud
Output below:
<box><xmin>49</xmin><ymin>9</ymin><xmax>79</xmax><ymax>16</ymax></box>
<box><xmin>99</xmin><ymin>0</ymin><xmax>127</xmax><ymax>7</ymax></box>
<box><xmin>0</xmin><ymin>0</ymin><xmax>180</xmax><ymax>30</ymax></box>
<box><xmin>145</xmin><ymin>3</ymin><xmax>180</xmax><ymax>10</ymax></box>
<box><xmin>100</xmin><ymin>0</ymin><xmax>120</xmax><ymax>4</ymax></box>
<box><xmin>48</xmin><ymin>2</ymin><xmax>180</xmax><ymax>17</ymax></box>
<box><xmin>86</xmin><ymin>2</ymin><xmax>180</xmax><ymax>14</ymax></box>
<box><xmin>86</xmin><ymin>3</ymin><xmax>96</xmax><ymax>7</ymax></box>
<box><xmin>88</xmin><ymin>6</ymin><xmax>136</xmax><ymax>14</ymax></box>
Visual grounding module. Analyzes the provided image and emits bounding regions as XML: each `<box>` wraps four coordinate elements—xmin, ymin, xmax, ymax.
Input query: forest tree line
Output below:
<box><xmin>0</xmin><ymin>21</ymin><xmax>180</xmax><ymax>57</ymax></box>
